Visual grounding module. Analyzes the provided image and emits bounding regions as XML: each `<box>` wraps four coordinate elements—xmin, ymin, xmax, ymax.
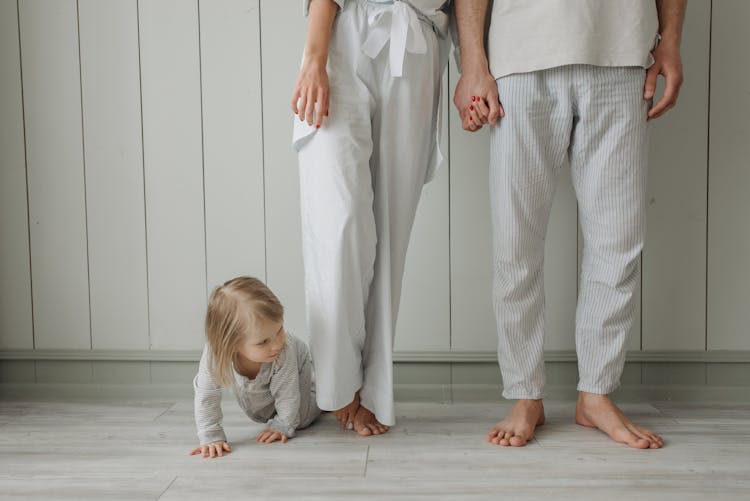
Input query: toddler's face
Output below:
<box><xmin>236</xmin><ymin>317</ymin><xmax>287</xmax><ymax>364</ymax></box>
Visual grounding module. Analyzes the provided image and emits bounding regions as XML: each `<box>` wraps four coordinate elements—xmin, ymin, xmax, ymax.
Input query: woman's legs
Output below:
<box><xmin>358</xmin><ymin>28</ymin><xmax>443</xmax><ymax>429</ymax></box>
<box><xmin>298</xmin><ymin>97</ymin><xmax>376</xmax><ymax>414</ymax></box>
<box><xmin>298</xmin><ymin>3</ymin><xmax>443</xmax><ymax>432</ymax></box>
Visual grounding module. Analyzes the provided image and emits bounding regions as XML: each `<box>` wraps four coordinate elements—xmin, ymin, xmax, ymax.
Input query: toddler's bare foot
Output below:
<box><xmin>487</xmin><ymin>399</ymin><xmax>545</xmax><ymax>447</ymax></box>
<box><xmin>332</xmin><ymin>391</ymin><xmax>360</xmax><ymax>429</ymax></box>
<box><xmin>576</xmin><ymin>392</ymin><xmax>664</xmax><ymax>449</ymax></box>
<box><xmin>352</xmin><ymin>404</ymin><xmax>389</xmax><ymax>436</ymax></box>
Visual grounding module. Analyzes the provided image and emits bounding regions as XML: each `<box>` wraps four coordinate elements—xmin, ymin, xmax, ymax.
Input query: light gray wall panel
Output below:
<box><xmin>78</xmin><ymin>0</ymin><xmax>149</xmax><ymax>350</ymax></box>
<box><xmin>260</xmin><ymin>2</ymin><xmax>308</xmax><ymax>340</ymax></box>
<box><xmin>707</xmin><ymin>0</ymin><xmax>750</xmax><ymax>350</ymax></box>
<box><xmin>200</xmin><ymin>0</ymin><xmax>266</xmax><ymax>292</ymax></box>
<box><xmin>0</xmin><ymin>0</ymin><xmax>33</xmax><ymax>349</ymax></box>
<box><xmin>642</xmin><ymin>1</ymin><xmax>710</xmax><ymax>350</ymax></box>
<box><xmin>139</xmin><ymin>0</ymin><xmax>206</xmax><ymax>349</ymax></box>
<box><xmin>19</xmin><ymin>0</ymin><xmax>91</xmax><ymax>349</ymax></box>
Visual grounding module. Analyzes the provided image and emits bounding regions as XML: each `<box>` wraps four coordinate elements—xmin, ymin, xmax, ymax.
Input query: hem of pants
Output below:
<box><xmin>315</xmin><ymin>384</ymin><xmax>362</xmax><ymax>413</ymax></box>
<box><xmin>501</xmin><ymin>389</ymin><xmax>545</xmax><ymax>400</ymax></box>
<box><xmin>359</xmin><ymin>385</ymin><xmax>396</xmax><ymax>427</ymax></box>
<box><xmin>576</xmin><ymin>381</ymin><xmax>621</xmax><ymax>395</ymax></box>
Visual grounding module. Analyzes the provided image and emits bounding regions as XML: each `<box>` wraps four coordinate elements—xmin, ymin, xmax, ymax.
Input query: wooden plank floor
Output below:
<box><xmin>1</xmin><ymin>397</ymin><xmax>748</xmax><ymax>500</ymax></box>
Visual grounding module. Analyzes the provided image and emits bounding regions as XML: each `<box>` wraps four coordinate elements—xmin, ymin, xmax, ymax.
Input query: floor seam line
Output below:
<box><xmin>152</xmin><ymin>402</ymin><xmax>177</xmax><ymax>422</ymax></box>
<box><xmin>155</xmin><ymin>475</ymin><xmax>178</xmax><ymax>500</ymax></box>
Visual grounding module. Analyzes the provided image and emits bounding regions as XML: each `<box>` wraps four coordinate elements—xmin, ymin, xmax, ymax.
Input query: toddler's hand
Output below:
<box><xmin>256</xmin><ymin>429</ymin><xmax>288</xmax><ymax>444</ymax></box>
<box><xmin>189</xmin><ymin>440</ymin><xmax>231</xmax><ymax>458</ymax></box>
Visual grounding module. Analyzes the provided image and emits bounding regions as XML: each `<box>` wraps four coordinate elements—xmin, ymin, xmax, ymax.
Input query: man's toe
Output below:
<box><xmin>509</xmin><ymin>435</ymin><xmax>528</xmax><ymax>447</ymax></box>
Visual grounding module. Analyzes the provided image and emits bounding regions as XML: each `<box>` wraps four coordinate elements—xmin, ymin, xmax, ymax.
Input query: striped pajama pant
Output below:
<box><xmin>490</xmin><ymin>64</ymin><xmax>650</xmax><ymax>399</ymax></box>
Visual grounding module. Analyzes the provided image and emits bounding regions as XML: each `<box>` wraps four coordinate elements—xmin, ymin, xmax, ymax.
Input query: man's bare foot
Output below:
<box><xmin>576</xmin><ymin>392</ymin><xmax>665</xmax><ymax>449</ymax></box>
<box><xmin>332</xmin><ymin>391</ymin><xmax>360</xmax><ymax>429</ymax></box>
<box><xmin>352</xmin><ymin>404</ymin><xmax>389</xmax><ymax>436</ymax></box>
<box><xmin>487</xmin><ymin>399</ymin><xmax>545</xmax><ymax>447</ymax></box>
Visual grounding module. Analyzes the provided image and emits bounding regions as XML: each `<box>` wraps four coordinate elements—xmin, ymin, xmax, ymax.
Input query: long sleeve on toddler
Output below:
<box><xmin>266</xmin><ymin>347</ymin><xmax>301</xmax><ymax>437</ymax></box>
<box><xmin>193</xmin><ymin>345</ymin><xmax>227</xmax><ymax>445</ymax></box>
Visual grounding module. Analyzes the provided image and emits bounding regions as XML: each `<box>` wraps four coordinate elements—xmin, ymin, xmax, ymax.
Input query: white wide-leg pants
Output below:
<box><xmin>294</xmin><ymin>1</ymin><xmax>443</xmax><ymax>426</ymax></box>
<box><xmin>489</xmin><ymin>65</ymin><xmax>650</xmax><ymax>399</ymax></box>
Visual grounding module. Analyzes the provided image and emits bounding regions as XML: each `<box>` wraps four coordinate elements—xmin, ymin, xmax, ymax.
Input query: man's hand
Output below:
<box><xmin>189</xmin><ymin>441</ymin><xmax>231</xmax><ymax>458</ymax></box>
<box><xmin>256</xmin><ymin>429</ymin><xmax>288</xmax><ymax>444</ymax></box>
<box><xmin>454</xmin><ymin>69</ymin><xmax>504</xmax><ymax>132</ymax></box>
<box><xmin>644</xmin><ymin>40</ymin><xmax>683</xmax><ymax>121</ymax></box>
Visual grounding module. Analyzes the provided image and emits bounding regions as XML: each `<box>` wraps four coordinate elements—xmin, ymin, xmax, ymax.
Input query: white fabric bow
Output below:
<box><xmin>360</xmin><ymin>1</ymin><xmax>428</xmax><ymax>78</ymax></box>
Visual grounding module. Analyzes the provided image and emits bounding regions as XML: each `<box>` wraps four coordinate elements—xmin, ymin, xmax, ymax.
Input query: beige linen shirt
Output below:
<box><xmin>488</xmin><ymin>0</ymin><xmax>659</xmax><ymax>78</ymax></box>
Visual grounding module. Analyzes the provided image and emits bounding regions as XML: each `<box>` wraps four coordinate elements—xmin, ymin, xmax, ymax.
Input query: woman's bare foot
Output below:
<box><xmin>352</xmin><ymin>404</ymin><xmax>390</xmax><ymax>436</ymax></box>
<box><xmin>487</xmin><ymin>399</ymin><xmax>545</xmax><ymax>447</ymax></box>
<box><xmin>576</xmin><ymin>392</ymin><xmax>665</xmax><ymax>449</ymax></box>
<box><xmin>332</xmin><ymin>391</ymin><xmax>360</xmax><ymax>429</ymax></box>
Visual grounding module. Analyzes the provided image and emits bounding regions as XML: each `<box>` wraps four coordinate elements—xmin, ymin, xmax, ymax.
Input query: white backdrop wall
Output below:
<box><xmin>1</xmin><ymin>0</ymin><xmax>748</xmax><ymax>359</ymax></box>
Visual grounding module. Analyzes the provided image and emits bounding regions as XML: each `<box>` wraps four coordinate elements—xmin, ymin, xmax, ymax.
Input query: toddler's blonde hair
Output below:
<box><xmin>205</xmin><ymin>276</ymin><xmax>284</xmax><ymax>387</ymax></box>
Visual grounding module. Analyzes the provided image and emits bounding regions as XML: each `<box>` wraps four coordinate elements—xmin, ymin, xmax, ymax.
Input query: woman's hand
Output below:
<box><xmin>291</xmin><ymin>58</ymin><xmax>329</xmax><ymax>129</ymax></box>
<box><xmin>454</xmin><ymin>68</ymin><xmax>504</xmax><ymax>132</ymax></box>
<box><xmin>291</xmin><ymin>0</ymin><xmax>338</xmax><ymax>129</ymax></box>
<box><xmin>256</xmin><ymin>429</ymin><xmax>288</xmax><ymax>444</ymax></box>
<box><xmin>189</xmin><ymin>440</ymin><xmax>231</xmax><ymax>458</ymax></box>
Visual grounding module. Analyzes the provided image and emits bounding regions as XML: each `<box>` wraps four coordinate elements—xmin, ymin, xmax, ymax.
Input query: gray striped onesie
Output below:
<box><xmin>193</xmin><ymin>333</ymin><xmax>320</xmax><ymax>445</ymax></box>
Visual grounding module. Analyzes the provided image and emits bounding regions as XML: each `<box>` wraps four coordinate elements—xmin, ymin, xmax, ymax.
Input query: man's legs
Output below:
<box><xmin>569</xmin><ymin>65</ymin><xmax>663</xmax><ymax>448</ymax></box>
<box><xmin>488</xmin><ymin>68</ymin><xmax>574</xmax><ymax>446</ymax></box>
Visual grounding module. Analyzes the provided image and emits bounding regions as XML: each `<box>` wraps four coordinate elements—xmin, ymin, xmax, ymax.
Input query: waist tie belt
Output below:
<box><xmin>360</xmin><ymin>0</ymin><xmax>446</xmax><ymax>180</ymax></box>
<box><xmin>361</xmin><ymin>0</ymin><xmax>429</xmax><ymax>78</ymax></box>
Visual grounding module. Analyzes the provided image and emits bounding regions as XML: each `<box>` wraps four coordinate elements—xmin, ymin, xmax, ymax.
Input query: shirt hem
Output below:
<box><xmin>491</xmin><ymin>55</ymin><xmax>653</xmax><ymax>80</ymax></box>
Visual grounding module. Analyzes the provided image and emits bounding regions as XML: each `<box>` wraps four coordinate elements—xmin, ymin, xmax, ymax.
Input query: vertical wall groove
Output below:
<box><xmin>17</xmin><ymin>0</ymin><xmax>35</xmax><ymax>350</ymax></box>
<box><xmin>258</xmin><ymin>0</ymin><xmax>268</xmax><ymax>283</ymax></box>
<box><xmin>135</xmin><ymin>0</ymin><xmax>152</xmax><ymax>349</ymax></box>
<box><xmin>447</xmin><ymin>63</ymin><xmax>453</xmax><ymax>350</ymax></box>
<box><xmin>704</xmin><ymin>0</ymin><xmax>712</xmax><ymax>352</ymax></box>
<box><xmin>197</xmin><ymin>0</ymin><xmax>209</xmax><ymax>297</ymax></box>
<box><xmin>196</xmin><ymin>0</ymin><xmax>207</xmax><ymax>313</ymax></box>
<box><xmin>75</xmin><ymin>0</ymin><xmax>94</xmax><ymax>349</ymax></box>
<box><xmin>197</xmin><ymin>0</ymin><xmax>209</xmax><ymax>299</ymax></box>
